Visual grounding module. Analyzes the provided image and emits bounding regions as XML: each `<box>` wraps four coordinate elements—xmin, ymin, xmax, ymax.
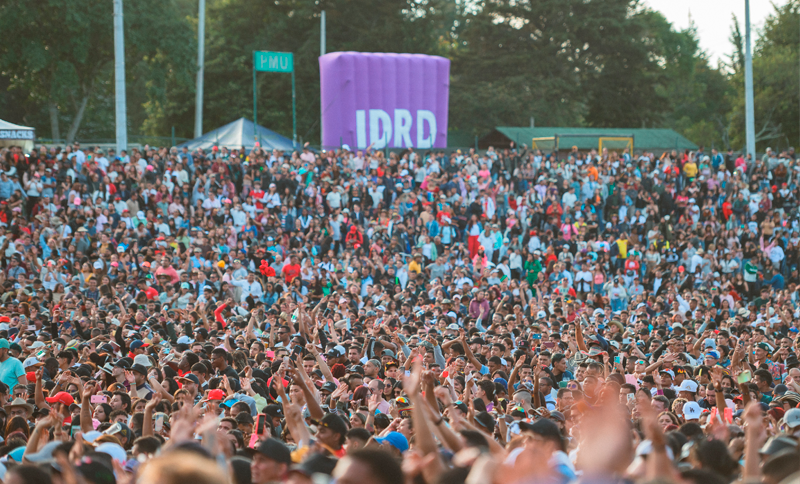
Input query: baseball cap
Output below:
<box><xmin>519</xmin><ymin>418</ymin><xmax>562</xmax><ymax>444</ymax></box>
<box><xmin>288</xmin><ymin>453</ymin><xmax>337</xmax><ymax>478</ymax></box>
<box><xmin>207</xmin><ymin>389</ymin><xmax>225</xmax><ymax>401</ymax></box>
<box><xmin>46</xmin><ymin>391</ymin><xmax>75</xmax><ymax>406</ymax></box>
<box><xmin>264</xmin><ymin>404</ymin><xmax>284</xmax><ymax>420</ymax></box>
<box><xmin>682</xmin><ymin>401</ymin><xmax>702</xmax><ymax>420</ymax></box>
<box><xmin>473</xmin><ymin>411</ymin><xmax>496</xmax><ymax>431</ymax></box>
<box><xmin>178</xmin><ymin>374</ymin><xmax>200</xmax><ymax>385</ymax></box>
<box><xmin>129</xmin><ymin>340</ymin><xmax>149</xmax><ymax>350</ymax></box>
<box><xmin>319</xmin><ymin>414</ymin><xmax>347</xmax><ymax>437</ymax></box>
<box><xmin>783</xmin><ymin>408</ymin><xmax>800</xmax><ymax>429</ymax></box>
<box><xmin>255</xmin><ymin>438</ymin><xmax>292</xmax><ymax>464</ymax></box>
<box><xmin>677</xmin><ymin>380</ymin><xmax>699</xmax><ymax>393</ymax></box>
<box><xmin>374</xmin><ymin>431</ymin><xmax>409</xmax><ymax>453</ymax></box>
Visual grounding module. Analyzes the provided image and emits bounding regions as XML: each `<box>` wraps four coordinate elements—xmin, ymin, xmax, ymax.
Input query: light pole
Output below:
<box><xmin>320</xmin><ymin>10</ymin><xmax>326</xmax><ymax>149</ymax></box>
<box><xmin>113</xmin><ymin>0</ymin><xmax>127</xmax><ymax>151</ymax></box>
<box><xmin>194</xmin><ymin>0</ymin><xmax>206</xmax><ymax>139</ymax></box>
<box><xmin>744</xmin><ymin>0</ymin><xmax>756</xmax><ymax>159</ymax></box>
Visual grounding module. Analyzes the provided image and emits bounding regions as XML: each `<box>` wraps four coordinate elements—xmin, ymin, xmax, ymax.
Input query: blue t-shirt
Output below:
<box><xmin>0</xmin><ymin>357</ymin><xmax>25</xmax><ymax>389</ymax></box>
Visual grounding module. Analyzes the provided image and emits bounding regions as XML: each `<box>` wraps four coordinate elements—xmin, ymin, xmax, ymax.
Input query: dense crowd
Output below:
<box><xmin>0</xmin><ymin>140</ymin><xmax>796</xmax><ymax>484</ymax></box>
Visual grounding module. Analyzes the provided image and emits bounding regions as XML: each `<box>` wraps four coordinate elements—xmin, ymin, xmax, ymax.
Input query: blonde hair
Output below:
<box><xmin>137</xmin><ymin>451</ymin><xmax>229</xmax><ymax>484</ymax></box>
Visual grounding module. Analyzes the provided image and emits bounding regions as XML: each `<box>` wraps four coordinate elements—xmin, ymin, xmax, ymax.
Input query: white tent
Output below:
<box><xmin>177</xmin><ymin>118</ymin><xmax>295</xmax><ymax>151</ymax></box>
<box><xmin>0</xmin><ymin>119</ymin><xmax>35</xmax><ymax>152</ymax></box>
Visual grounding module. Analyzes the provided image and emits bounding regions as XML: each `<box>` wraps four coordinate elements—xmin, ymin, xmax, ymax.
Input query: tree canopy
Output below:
<box><xmin>0</xmin><ymin>0</ymin><xmax>796</xmax><ymax>151</ymax></box>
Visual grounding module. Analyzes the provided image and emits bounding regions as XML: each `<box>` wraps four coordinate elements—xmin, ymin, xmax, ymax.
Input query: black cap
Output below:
<box><xmin>520</xmin><ymin>419</ymin><xmax>562</xmax><ymax>443</ymax></box>
<box><xmin>178</xmin><ymin>373</ymin><xmax>200</xmax><ymax>385</ymax></box>
<box><xmin>289</xmin><ymin>453</ymin><xmax>337</xmax><ymax>477</ymax></box>
<box><xmin>347</xmin><ymin>365</ymin><xmax>364</xmax><ymax>375</ymax></box>
<box><xmin>255</xmin><ymin>438</ymin><xmax>292</xmax><ymax>464</ymax></box>
<box><xmin>130</xmin><ymin>364</ymin><xmax>148</xmax><ymax>376</ymax></box>
<box><xmin>264</xmin><ymin>404</ymin><xmax>284</xmax><ymax>420</ymax></box>
<box><xmin>320</xmin><ymin>413</ymin><xmax>347</xmax><ymax>436</ymax></box>
<box><xmin>473</xmin><ymin>411</ymin><xmax>496</xmax><ymax>431</ymax></box>
<box><xmin>320</xmin><ymin>382</ymin><xmax>337</xmax><ymax>393</ymax></box>
<box><xmin>77</xmin><ymin>456</ymin><xmax>116</xmax><ymax>484</ymax></box>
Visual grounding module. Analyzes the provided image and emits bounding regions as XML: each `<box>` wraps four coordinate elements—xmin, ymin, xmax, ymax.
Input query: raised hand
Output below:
<box><xmin>368</xmin><ymin>393</ymin><xmax>380</xmax><ymax>413</ymax></box>
<box><xmin>145</xmin><ymin>392</ymin><xmax>162</xmax><ymax>412</ymax></box>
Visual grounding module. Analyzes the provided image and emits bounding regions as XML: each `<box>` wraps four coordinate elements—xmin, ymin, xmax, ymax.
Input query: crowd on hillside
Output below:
<box><xmin>0</xmin><ymin>140</ymin><xmax>796</xmax><ymax>484</ymax></box>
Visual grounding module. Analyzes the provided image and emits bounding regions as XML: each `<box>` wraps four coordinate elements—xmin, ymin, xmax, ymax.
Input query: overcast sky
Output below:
<box><xmin>644</xmin><ymin>0</ymin><xmax>785</xmax><ymax>66</ymax></box>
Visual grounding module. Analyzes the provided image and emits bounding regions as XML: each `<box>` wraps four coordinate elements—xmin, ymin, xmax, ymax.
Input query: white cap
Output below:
<box><xmin>83</xmin><ymin>430</ymin><xmax>103</xmax><ymax>443</ymax></box>
<box><xmin>341</xmin><ymin>144</ymin><xmax>351</xmax><ymax>151</ymax></box>
<box><xmin>683</xmin><ymin>401</ymin><xmax>702</xmax><ymax>420</ymax></box>
<box><xmin>636</xmin><ymin>440</ymin><xmax>675</xmax><ymax>460</ymax></box>
<box><xmin>784</xmin><ymin>408</ymin><xmax>800</xmax><ymax>429</ymax></box>
<box><xmin>96</xmin><ymin>442</ymin><xmax>127</xmax><ymax>463</ymax></box>
<box><xmin>537</xmin><ymin>310</ymin><xmax>547</xmax><ymax>320</ymax></box>
<box><xmin>677</xmin><ymin>380</ymin><xmax>699</xmax><ymax>393</ymax></box>
<box><xmin>93</xmin><ymin>260</ymin><xmax>104</xmax><ymax>270</ymax></box>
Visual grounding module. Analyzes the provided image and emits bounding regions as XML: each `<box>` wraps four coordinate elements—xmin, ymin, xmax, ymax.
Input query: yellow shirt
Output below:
<box><xmin>617</xmin><ymin>239</ymin><xmax>628</xmax><ymax>258</ymax></box>
<box><xmin>683</xmin><ymin>162</ymin><xmax>698</xmax><ymax>178</ymax></box>
<box><xmin>409</xmin><ymin>260</ymin><xmax>422</xmax><ymax>273</ymax></box>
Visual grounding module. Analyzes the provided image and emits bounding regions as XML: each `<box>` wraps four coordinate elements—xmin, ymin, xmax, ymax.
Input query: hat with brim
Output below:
<box><xmin>24</xmin><ymin>440</ymin><xmax>62</xmax><ymax>462</ymax></box>
<box><xmin>4</xmin><ymin>398</ymin><xmax>33</xmax><ymax>416</ymax></box>
<box><xmin>609</xmin><ymin>320</ymin><xmax>624</xmax><ymax>332</ymax></box>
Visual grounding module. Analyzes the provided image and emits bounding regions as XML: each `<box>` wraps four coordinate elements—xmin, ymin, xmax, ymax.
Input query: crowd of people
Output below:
<box><xmin>0</xmin><ymin>140</ymin><xmax>796</xmax><ymax>484</ymax></box>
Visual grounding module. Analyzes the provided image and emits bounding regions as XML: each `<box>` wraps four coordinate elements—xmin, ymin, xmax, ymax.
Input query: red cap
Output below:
<box><xmin>266</xmin><ymin>376</ymin><xmax>290</xmax><ymax>390</ymax></box>
<box><xmin>46</xmin><ymin>391</ymin><xmax>75</xmax><ymax>406</ymax></box>
<box><xmin>0</xmin><ymin>316</ymin><xmax>10</xmax><ymax>323</ymax></box>
<box><xmin>207</xmin><ymin>389</ymin><xmax>225</xmax><ymax>401</ymax></box>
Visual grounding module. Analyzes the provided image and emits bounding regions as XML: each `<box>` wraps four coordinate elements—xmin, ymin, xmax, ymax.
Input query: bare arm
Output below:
<box><xmin>574</xmin><ymin>318</ymin><xmax>588</xmax><ymax>353</ymax></box>
<box><xmin>306</xmin><ymin>344</ymin><xmax>335</xmax><ymax>383</ymax></box>
<box><xmin>142</xmin><ymin>393</ymin><xmax>162</xmax><ymax>438</ymax></box>
<box><xmin>80</xmin><ymin>385</ymin><xmax>95</xmax><ymax>433</ymax></box>
<box><xmin>459</xmin><ymin>335</ymin><xmax>485</xmax><ymax>374</ymax></box>
<box><xmin>404</xmin><ymin>361</ymin><xmax>445</xmax><ymax>483</ymax></box>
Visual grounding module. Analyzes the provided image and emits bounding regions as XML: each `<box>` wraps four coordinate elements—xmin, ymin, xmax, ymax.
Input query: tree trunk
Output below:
<box><xmin>48</xmin><ymin>102</ymin><xmax>61</xmax><ymax>141</ymax></box>
<box><xmin>65</xmin><ymin>94</ymin><xmax>90</xmax><ymax>144</ymax></box>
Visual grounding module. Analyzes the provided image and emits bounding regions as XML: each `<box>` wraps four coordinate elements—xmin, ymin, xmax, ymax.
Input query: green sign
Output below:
<box><xmin>254</xmin><ymin>51</ymin><xmax>294</xmax><ymax>73</ymax></box>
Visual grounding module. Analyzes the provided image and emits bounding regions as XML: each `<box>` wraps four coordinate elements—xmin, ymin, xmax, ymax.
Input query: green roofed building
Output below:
<box><xmin>476</xmin><ymin>127</ymin><xmax>698</xmax><ymax>154</ymax></box>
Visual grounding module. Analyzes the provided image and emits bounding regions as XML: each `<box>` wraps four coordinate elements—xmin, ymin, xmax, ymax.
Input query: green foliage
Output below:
<box><xmin>728</xmin><ymin>0</ymin><xmax>799</xmax><ymax>152</ymax></box>
<box><xmin>0</xmin><ymin>0</ymin><xmax>195</xmax><ymax>141</ymax></box>
<box><xmin>2</xmin><ymin>0</ymin><xmax>794</xmax><ymax>153</ymax></box>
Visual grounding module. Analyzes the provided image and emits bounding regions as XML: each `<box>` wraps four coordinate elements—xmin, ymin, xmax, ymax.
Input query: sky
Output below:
<box><xmin>645</xmin><ymin>0</ymin><xmax>786</xmax><ymax>66</ymax></box>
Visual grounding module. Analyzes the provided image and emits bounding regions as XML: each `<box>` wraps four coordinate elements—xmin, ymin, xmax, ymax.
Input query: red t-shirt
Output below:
<box><xmin>282</xmin><ymin>263</ymin><xmax>301</xmax><ymax>283</ymax></box>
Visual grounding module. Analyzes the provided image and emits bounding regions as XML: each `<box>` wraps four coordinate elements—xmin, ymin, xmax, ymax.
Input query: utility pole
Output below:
<box><xmin>113</xmin><ymin>0</ymin><xmax>127</xmax><ymax>151</ymax></box>
<box><xmin>320</xmin><ymin>10</ymin><xmax>326</xmax><ymax>149</ymax></box>
<box><xmin>744</xmin><ymin>0</ymin><xmax>756</xmax><ymax>160</ymax></box>
<box><xmin>194</xmin><ymin>0</ymin><xmax>206</xmax><ymax>138</ymax></box>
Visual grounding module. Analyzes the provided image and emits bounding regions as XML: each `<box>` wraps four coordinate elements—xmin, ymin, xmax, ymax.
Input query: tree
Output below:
<box><xmin>0</xmin><ymin>0</ymin><xmax>114</xmax><ymax>141</ymax></box>
<box><xmin>728</xmin><ymin>1</ymin><xmax>799</xmax><ymax>152</ymax></box>
<box><xmin>0</xmin><ymin>0</ymin><xmax>195</xmax><ymax>142</ymax></box>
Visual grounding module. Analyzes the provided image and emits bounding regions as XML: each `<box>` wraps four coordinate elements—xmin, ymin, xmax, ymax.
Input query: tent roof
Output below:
<box><xmin>0</xmin><ymin>119</ymin><xmax>34</xmax><ymax>131</ymax></box>
<box><xmin>178</xmin><ymin>118</ymin><xmax>295</xmax><ymax>151</ymax></box>
<box><xmin>482</xmin><ymin>127</ymin><xmax>697</xmax><ymax>152</ymax></box>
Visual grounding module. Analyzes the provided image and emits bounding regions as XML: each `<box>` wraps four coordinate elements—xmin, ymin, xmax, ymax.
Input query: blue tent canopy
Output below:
<box><xmin>178</xmin><ymin>118</ymin><xmax>295</xmax><ymax>151</ymax></box>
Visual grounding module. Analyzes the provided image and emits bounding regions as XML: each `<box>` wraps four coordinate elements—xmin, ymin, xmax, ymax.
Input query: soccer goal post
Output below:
<box><xmin>532</xmin><ymin>136</ymin><xmax>558</xmax><ymax>151</ymax></box>
<box><xmin>598</xmin><ymin>136</ymin><xmax>634</xmax><ymax>153</ymax></box>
